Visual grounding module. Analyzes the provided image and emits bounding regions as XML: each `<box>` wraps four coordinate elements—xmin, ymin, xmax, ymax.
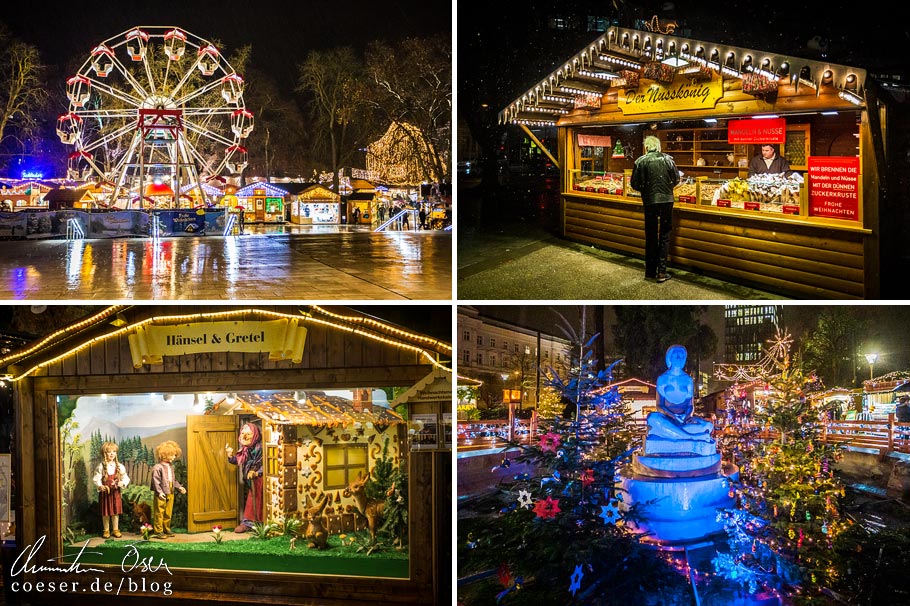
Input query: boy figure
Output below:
<box><xmin>151</xmin><ymin>440</ymin><xmax>186</xmax><ymax>539</ymax></box>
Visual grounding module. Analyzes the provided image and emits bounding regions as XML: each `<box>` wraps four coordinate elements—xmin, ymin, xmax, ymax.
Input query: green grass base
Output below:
<box><xmin>63</xmin><ymin>531</ymin><xmax>409</xmax><ymax>578</ymax></box>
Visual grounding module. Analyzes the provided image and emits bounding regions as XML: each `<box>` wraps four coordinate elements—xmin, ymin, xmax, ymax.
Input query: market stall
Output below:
<box><xmin>289</xmin><ymin>184</ymin><xmax>341</xmax><ymax>225</ymax></box>
<box><xmin>235</xmin><ymin>181</ymin><xmax>288</xmax><ymax>223</ymax></box>
<box><xmin>500</xmin><ymin>26</ymin><xmax>886</xmax><ymax>298</ymax></box>
<box><xmin>1</xmin><ymin>305</ymin><xmax>452</xmax><ymax>606</ymax></box>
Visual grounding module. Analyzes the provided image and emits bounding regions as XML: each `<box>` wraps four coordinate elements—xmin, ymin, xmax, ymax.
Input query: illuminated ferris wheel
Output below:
<box><xmin>57</xmin><ymin>26</ymin><xmax>253</xmax><ymax>208</ymax></box>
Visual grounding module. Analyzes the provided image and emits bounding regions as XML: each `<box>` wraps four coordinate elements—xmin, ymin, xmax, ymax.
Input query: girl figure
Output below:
<box><xmin>150</xmin><ymin>440</ymin><xmax>186</xmax><ymax>539</ymax></box>
<box><xmin>225</xmin><ymin>422</ymin><xmax>263</xmax><ymax>533</ymax></box>
<box><xmin>92</xmin><ymin>441</ymin><xmax>130</xmax><ymax>539</ymax></box>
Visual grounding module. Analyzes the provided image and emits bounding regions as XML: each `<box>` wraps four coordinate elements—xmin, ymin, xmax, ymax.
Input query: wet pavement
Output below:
<box><xmin>0</xmin><ymin>225</ymin><xmax>452</xmax><ymax>301</ymax></box>
<box><xmin>457</xmin><ymin>177</ymin><xmax>786</xmax><ymax>301</ymax></box>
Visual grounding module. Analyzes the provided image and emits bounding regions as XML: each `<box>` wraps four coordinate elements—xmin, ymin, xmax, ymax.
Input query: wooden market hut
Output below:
<box><xmin>1</xmin><ymin>304</ymin><xmax>452</xmax><ymax>606</ymax></box>
<box><xmin>44</xmin><ymin>186</ymin><xmax>98</xmax><ymax>210</ymax></box>
<box><xmin>499</xmin><ymin>26</ymin><xmax>889</xmax><ymax>298</ymax></box>
<box><xmin>288</xmin><ymin>184</ymin><xmax>342</xmax><ymax>225</ymax></box>
<box><xmin>234</xmin><ymin>181</ymin><xmax>289</xmax><ymax>223</ymax></box>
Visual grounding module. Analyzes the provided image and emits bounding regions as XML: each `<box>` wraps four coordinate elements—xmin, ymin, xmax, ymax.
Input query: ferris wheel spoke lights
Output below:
<box><xmin>60</xmin><ymin>25</ymin><xmax>253</xmax><ymax>209</ymax></box>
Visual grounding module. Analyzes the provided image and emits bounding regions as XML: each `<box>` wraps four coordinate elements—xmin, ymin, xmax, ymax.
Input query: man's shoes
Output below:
<box><xmin>112</xmin><ymin>530</ymin><xmax>122</xmax><ymax>538</ymax></box>
<box><xmin>656</xmin><ymin>272</ymin><xmax>672</xmax><ymax>283</ymax></box>
<box><xmin>234</xmin><ymin>524</ymin><xmax>250</xmax><ymax>533</ymax></box>
<box><xmin>153</xmin><ymin>533</ymin><xmax>169</xmax><ymax>539</ymax></box>
<box><xmin>102</xmin><ymin>531</ymin><xmax>110</xmax><ymax>539</ymax></box>
<box><xmin>164</xmin><ymin>532</ymin><xmax>175</xmax><ymax>537</ymax></box>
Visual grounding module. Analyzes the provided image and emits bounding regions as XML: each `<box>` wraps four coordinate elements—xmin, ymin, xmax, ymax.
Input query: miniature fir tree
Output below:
<box><xmin>715</xmin><ymin>332</ymin><xmax>847</xmax><ymax>604</ymax></box>
<box><xmin>458</xmin><ymin>323</ymin><xmax>688</xmax><ymax>604</ymax></box>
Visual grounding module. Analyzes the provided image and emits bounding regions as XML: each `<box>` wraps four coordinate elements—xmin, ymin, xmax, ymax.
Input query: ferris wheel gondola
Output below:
<box><xmin>58</xmin><ymin>26</ymin><xmax>253</xmax><ymax>208</ymax></box>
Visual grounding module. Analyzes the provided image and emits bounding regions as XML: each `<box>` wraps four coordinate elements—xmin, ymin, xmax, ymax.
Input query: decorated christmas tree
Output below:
<box><xmin>458</xmin><ymin>326</ymin><xmax>689</xmax><ymax>604</ymax></box>
<box><xmin>714</xmin><ymin>332</ymin><xmax>847</xmax><ymax>605</ymax></box>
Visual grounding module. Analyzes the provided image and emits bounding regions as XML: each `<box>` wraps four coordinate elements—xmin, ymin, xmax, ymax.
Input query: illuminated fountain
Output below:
<box><xmin>620</xmin><ymin>345</ymin><xmax>738</xmax><ymax>545</ymax></box>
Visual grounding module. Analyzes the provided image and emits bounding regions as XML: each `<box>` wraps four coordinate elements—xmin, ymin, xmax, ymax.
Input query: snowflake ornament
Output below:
<box><xmin>533</xmin><ymin>496</ymin><xmax>561</xmax><ymax>519</ymax></box>
<box><xmin>517</xmin><ymin>489</ymin><xmax>533</xmax><ymax>509</ymax></box>
<box><xmin>599</xmin><ymin>501</ymin><xmax>620</xmax><ymax>525</ymax></box>
<box><xmin>569</xmin><ymin>564</ymin><xmax>584</xmax><ymax>596</ymax></box>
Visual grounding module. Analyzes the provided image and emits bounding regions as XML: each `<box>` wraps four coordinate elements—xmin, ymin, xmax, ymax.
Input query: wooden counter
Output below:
<box><xmin>563</xmin><ymin>192</ymin><xmax>872</xmax><ymax>298</ymax></box>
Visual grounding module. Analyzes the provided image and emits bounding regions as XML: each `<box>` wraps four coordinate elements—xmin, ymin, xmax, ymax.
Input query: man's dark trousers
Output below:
<box><xmin>644</xmin><ymin>202</ymin><xmax>673</xmax><ymax>277</ymax></box>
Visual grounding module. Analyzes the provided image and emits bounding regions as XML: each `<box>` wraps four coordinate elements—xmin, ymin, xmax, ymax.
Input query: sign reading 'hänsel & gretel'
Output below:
<box><xmin>127</xmin><ymin>319</ymin><xmax>308</xmax><ymax>366</ymax></box>
<box><xmin>618</xmin><ymin>75</ymin><xmax>724</xmax><ymax>115</ymax></box>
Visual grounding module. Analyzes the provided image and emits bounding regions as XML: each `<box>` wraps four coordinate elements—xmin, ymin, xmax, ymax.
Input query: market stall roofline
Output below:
<box><xmin>0</xmin><ymin>305</ymin><xmax>452</xmax><ymax>381</ymax></box>
<box><xmin>500</xmin><ymin>26</ymin><xmax>867</xmax><ymax>124</ymax></box>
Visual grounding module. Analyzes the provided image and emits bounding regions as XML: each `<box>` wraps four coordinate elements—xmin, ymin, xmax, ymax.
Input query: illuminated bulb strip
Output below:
<box><xmin>304</xmin><ymin>316</ymin><xmax>451</xmax><ymax>372</ymax></box>
<box><xmin>512</xmin><ymin>119</ymin><xmax>557</xmax><ymax>126</ymax></box>
<box><xmin>4</xmin><ymin>308</ymin><xmax>451</xmax><ymax>382</ymax></box>
<box><xmin>0</xmin><ymin>305</ymin><xmax>126</xmax><ymax>366</ymax></box>
<box><xmin>542</xmin><ymin>94</ymin><xmax>574</xmax><ymax>103</ymax></box>
<box><xmin>558</xmin><ymin>86</ymin><xmax>599</xmax><ymax>95</ymax></box>
<box><xmin>798</xmin><ymin>78</ymin><xmax>818</xmax><ymax>90</ymax></box>
<box><xmin>456</xmin><ymin>374</ymin><xmax>484</xmax><ymax>385</ymax></box>
<box><xmin>309</xmin><ymin>305</ymin><xmax>452</xmax><ymax>352</ymax></box>
<box><xmin>597</xmin><ymin>54</ymin><xmax>640</xmax><ymax>69</ymax></box>
<box><xmin>838</xmin><ymin>90</ymin><xmax>863</xmax><ymax>105</ymax></box>
<box><xmin>578</xmin><ymin>69</ymin><xmax>618</xmax><ymax>80</ymax></box>
<box><xmin>524</xmin><ymin>106</ymin><xmax>569</xmax><ymax>114</ymax></box>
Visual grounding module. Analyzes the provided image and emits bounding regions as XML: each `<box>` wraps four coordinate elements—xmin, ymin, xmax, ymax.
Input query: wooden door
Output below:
<box><xmin>187</xmin><ymin>415</ymin><xmax>239</xmax><ymax>533</ymax></box>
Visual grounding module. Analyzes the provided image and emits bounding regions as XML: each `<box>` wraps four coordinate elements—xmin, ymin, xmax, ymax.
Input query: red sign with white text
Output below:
<box><xmin>808</xmin><ymin>156</ymin><xmax>860</xmax><ymax>220</ymax></box>
<box><xmin>727</xmin><ymin>118</ymin><xmax>786</xmax><ymax>144</ymax></box>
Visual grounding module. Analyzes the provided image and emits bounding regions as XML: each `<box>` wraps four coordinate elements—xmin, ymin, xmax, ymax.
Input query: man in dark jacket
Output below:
<box><xmin>630</xmin><ymin>135</ymin><xmax>680</xmax><ymax>282</ymax></box>
<box><xmin>748</xmin><ymin>144</ymin><xmax>790</xmax><ymax>176</ymax></box>
<box><xmin>896</xmin><ymin>395</ymin><xmax>910</xmax><ymax>423</ymax></box>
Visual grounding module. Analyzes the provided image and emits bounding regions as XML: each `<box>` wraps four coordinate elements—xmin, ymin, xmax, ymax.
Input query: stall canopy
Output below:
<box><xmin>499</xmin><ymin>25</ymin><xmax>867</xmax><ymax>126</ymax></box>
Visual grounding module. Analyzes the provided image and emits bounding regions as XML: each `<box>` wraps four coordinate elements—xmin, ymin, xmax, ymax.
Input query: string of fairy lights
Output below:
<box><xmin>0</xmin><ymin>307</ymin><xmax>452</xmax><ymax>383</ymax></box>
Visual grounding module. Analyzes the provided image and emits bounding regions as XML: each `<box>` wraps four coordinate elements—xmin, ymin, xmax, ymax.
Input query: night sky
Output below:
<box><xmin>459</xmin><ymin>0</ymin><xmax>909</xmax><ymax>116</ymax></box>
<box><xmin>2</xmin><ymin>0</ymin><xmax>451</xmax><ymax>90</ymax></box>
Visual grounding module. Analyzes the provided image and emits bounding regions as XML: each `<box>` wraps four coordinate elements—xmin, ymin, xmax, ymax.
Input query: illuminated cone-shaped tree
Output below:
<box><xmin>715</xmin><ymin>332</ymin><xmax>847</xmax><ymax>605</ymax></box>
<box><xmin>458</xmin><ymin>326</ymin><xmax>688</xmax><ymax>605</ymax></box>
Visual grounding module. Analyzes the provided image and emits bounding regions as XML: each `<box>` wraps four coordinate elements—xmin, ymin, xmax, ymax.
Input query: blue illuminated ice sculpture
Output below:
<box><xmin>620</xmin><ymin>344</ymin><xmax>737</xmax><ymax>544</ymax></box>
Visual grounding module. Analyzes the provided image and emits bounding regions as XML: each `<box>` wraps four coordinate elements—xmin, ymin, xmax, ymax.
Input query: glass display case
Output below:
<box><xmin>569</xmin><ymin>170</ymin><xmax>625</xmax><ymax>196</ymax></box>
<box><xmin>705</xmin><ymin>174</ymin><xmax>805</xmax><ymax>215</ymax></box>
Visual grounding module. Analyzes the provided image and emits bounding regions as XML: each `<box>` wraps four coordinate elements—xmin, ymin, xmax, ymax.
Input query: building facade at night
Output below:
<box><xmin>723</xmin><ymin>305</ymin><xmax>783</xmax><ymax>363</ymax></box>
<box><xmin>457</xmin><ymin>306</ymin><xmax>572</xmax><ymax>409</ymax></box>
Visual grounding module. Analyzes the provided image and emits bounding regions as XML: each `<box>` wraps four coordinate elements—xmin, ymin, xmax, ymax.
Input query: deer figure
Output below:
<box><xmin>344</xmin><ymin>474</ymin><xmax>391</xmax><ymax>541</ymax></box>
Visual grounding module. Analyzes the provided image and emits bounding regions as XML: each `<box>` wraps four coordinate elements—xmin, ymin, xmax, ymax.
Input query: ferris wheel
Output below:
<box><xmin>57</xmin><ymin>26</ymin><xmax>253</xmax><ymax>208</ymax></box>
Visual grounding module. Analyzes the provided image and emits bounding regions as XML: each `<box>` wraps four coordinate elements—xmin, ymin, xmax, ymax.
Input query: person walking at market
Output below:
<box><xmin>377</xmin><ymin>203</ymin><xmax>386</xmax><ymax>223</ymax></box>
<box><xmin>748</xmin><ymin>143</ymin><xmax>791</xmax><ymax>176</ymax></box>
<box><xmin>630</xmin><ymin>135</ymin><xmax>680</xmax><ymax>283</ymax></box>
<box><xmin>418</xmin><ymin>206</ymin><xmax>427</xmax><ymax>230</ymax></box>
<box><xmin>896</xmin><ymin>395</ymin><xmax>910</xmax><ymax>423</ymax></box>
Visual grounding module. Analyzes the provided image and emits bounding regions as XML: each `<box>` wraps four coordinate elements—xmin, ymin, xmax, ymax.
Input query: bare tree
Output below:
<box><xmin>0</xmin><ymin>26</ymin><xmax>47</xmax><ymax>162</ymax></box>
<box><xmin>365</xmin><ymin>35</ymin><xmax>451</xmax><ymax>184</ymax></box>
<box><xmin>296</xmin><ymin>47</ymin><xmax>378</xmax><ymax>194</ymax></box>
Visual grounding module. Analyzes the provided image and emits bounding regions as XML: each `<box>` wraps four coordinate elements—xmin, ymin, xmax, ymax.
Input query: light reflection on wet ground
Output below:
<box><xmin>0</xmin><ymin>229</ymin><xmax>451</xmax><ymax>300</ymax></box>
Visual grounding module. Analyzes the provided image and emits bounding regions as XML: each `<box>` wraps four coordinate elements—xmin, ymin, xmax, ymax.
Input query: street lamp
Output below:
<box><xmin>864</xmin><ymin>353</ymin><xmax>878</xmax><ymax>381</ymax></box>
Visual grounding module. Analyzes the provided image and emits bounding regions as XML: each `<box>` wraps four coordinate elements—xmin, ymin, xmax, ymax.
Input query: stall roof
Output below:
<box><xmin>235</xmin><ymin>181</ymin><xmax>289</xmax><ymax>197</ymax></box>
<box><xmin>500</xmin><ymin>25</ymin><xmax>867</xmax><ymax>125</ymax></box>
<box><xmin>235</xmin><ymin>391</ymin><xmax>404</xmax><ymax>427</ymax></box>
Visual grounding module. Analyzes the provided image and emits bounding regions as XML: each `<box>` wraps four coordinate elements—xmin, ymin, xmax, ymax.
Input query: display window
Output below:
<box><xmin>566</xmin><ymin>112</ymin><xmax>861</xmax><ymax>221</ymax></box>
<box><xmin>57</xmin><ymin>388</ymin><xmax>411</xmax><ymax>577</ymax></box>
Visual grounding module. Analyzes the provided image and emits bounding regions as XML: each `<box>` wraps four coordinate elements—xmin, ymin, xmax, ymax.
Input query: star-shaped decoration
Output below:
<box><xmin>599</xmin><ymin>501</ymin><xmax>620</xmax><ymax>525</ymax></box>
<box><xmin>300</xmin><ymin>466</ymin><xmax>312</xmax><ymax>477</ymax></box>
<box><xmin>580</xmin><ymin>469</ymin><xmax>594</xmax><ymax>488</ymax></box>
<box><xmin>569</xmin><ymin>564</ymin><xmax>584</xmax><ymax>596</ymax></box>
<box><xmin>539</xmin><ymin>432</ymin><xmax>562</xmax><ymax>454</ymax></box>
<box><xmin>517</xmin><ymin>489</ymin><xmax>533</xmax><ymax>509</ymax></box>
<box><xmin>533</xmin><ymin>495</ymin><xmax>561</xmax><ymax>519</ymax></box>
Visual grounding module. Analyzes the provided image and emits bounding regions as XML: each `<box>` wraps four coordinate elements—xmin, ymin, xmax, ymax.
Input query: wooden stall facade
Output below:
<box><xmin>3</xmin><ymin>305</ymin><xmax>452</xmax><ymax>606</ymax></box>
<box><xmin>500</xmin><ymin>26</ymin><xmax>886</xmax><ymax>298</ymax></box>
